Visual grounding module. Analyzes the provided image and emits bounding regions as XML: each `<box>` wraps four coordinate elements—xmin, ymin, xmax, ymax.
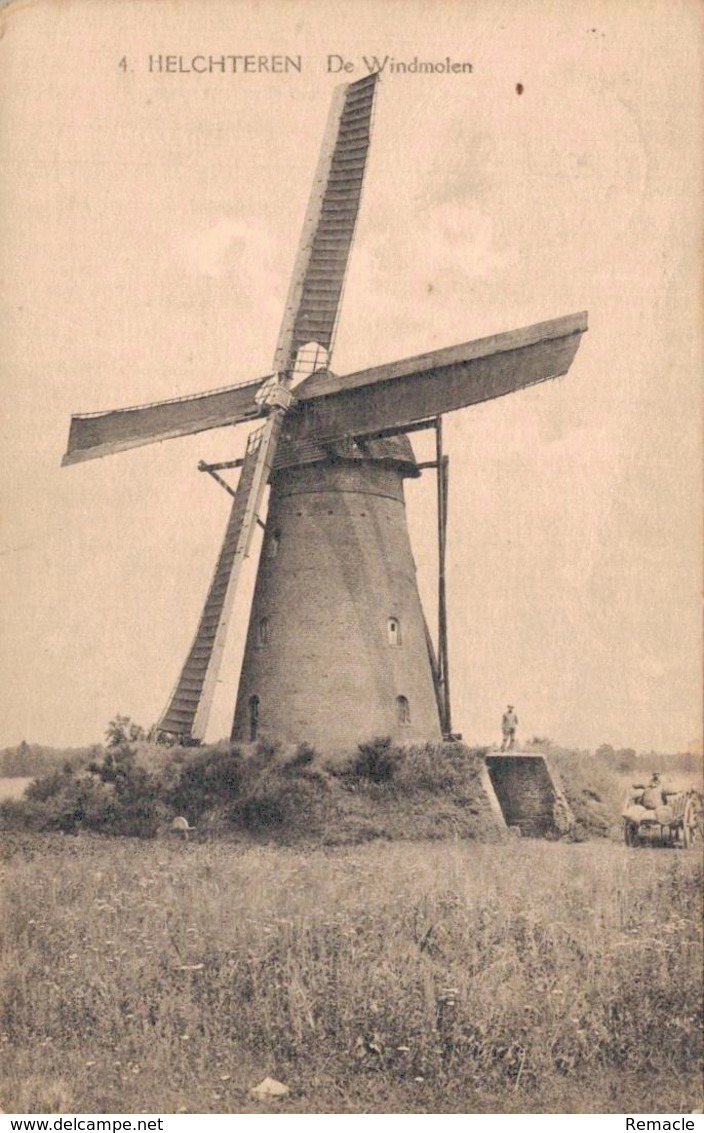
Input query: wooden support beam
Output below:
<box><xmin>436</xmin><ymin>419</ymin><xmax>452</xmax><ymax>737</ymax></box>
<box><xmin>198</xmin><ymin>458</ymin><xmax>245</xmax><ymax>472</ymax></box>
<box><xmin>200</xmin><ymin>465</ymin><xmax>238</xmax><ymax>500</ymax></box>
<box><xmin>352</xmin><ymin>417</ymin><xmax>438</xmax><ymax>443</ymax></box>
<box><xmin>200</xmin><ymin>465</ymin><xmax>267</xmax><ymax>536</ymax></box>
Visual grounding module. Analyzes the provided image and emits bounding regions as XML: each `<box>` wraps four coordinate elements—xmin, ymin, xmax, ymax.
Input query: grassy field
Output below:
<box><xmin>1</xmin><ymin>833</ymin><xmax>702</xmax><ymax>1114</ymax></box>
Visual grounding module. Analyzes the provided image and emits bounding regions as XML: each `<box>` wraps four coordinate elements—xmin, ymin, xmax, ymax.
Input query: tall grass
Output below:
<box><xmin>1</xmin><ymin>836</ymin><xmax>701</xmax><ymax>1114</ymax></box>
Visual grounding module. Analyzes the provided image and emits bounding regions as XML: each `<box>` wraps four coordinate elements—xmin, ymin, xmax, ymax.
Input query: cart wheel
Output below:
<box><xmin>683</xmin><ymin>794</ymin><xmax>703</xmax><ymax>849</ymax></box>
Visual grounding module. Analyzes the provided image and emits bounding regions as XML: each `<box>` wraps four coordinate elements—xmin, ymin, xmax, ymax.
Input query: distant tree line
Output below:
<box><xmin>594</xmin><ymin>743</ymin><xmax>701</xmax><ymax>776</ymax></box>
<box><xmin>527</xmin><ymin>738</ymin><xmax>701</xmax><ymax>777</ymax></box>
<box><xmin>0</xmin><ymin>717</ymin><xmax>160</xmax><ymax>778</ymax></box>
<box><xmin>0</xmin><ymin>739</ymin><xmax>99</xmax><ymax>778</ymax></box>
<box><xmin>2</xmin><ymin>722</ymin><xmax>700</xmax><ymax>779</ymax></box>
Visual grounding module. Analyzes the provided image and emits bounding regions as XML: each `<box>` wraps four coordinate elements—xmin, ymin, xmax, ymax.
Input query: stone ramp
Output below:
<box><xmin>482</xmin><ymin>751</ymin><xmax>574</xmax><ymax>837</ymax></box>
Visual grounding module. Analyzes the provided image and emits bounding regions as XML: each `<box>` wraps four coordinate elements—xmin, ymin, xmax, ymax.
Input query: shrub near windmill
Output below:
<box><xmin>63</xmin><ymin>74</ymin><xmax>587</xmax><ymax>751</ymax></box>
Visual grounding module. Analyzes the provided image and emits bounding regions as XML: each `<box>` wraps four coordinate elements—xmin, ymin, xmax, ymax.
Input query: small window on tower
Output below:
<box><xmin>249</xmin><ymin>695</ymin><xmax>260</xmax><ymax>742</ymax></box>
<box><xmin>258</xmin><ymin>617</ymin><xmax>270</xmax><ymax>645</ymax></box>
<box><xmin>387</xmin><ymin>617</ymin><xmax>401</xmax><ymax>645</ymax></box>
<box><xmin>268</xmin><ymin>530</ymin><xmax>281</xmax><ymax>559</ymax></box>
<box><xmin>396</xmin><ymin>695</ymin><xmax>411</xmax><ymax>725</ymax></box>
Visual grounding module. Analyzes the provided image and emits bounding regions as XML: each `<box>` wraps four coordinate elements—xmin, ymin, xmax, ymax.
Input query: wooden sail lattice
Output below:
<box><xmin>274</xmin><ymin>73</ymin><xmax>378</xmax><ymax>376</ymax></box>
<box><xmin>159</xmin><ymin>414</ymin><xmax>282</xmax><ymax>739</ymax></box>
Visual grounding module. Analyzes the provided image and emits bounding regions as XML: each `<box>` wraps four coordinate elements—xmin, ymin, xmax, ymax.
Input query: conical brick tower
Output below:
<box><xmin>232</xmin><ymin>436</ymin><xmax>442</xmax><ymax>749</ymax></box>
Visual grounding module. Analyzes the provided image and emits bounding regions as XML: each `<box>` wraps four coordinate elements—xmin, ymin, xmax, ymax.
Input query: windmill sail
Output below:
<box><xmin>159</xmin><ymin>414</ymin><xmax>282</xmax><ymax>739</ymax></box>
<box><xmin>62</xmin><ymin>375</ymin><xmax>267</xmax><ymax>466</ymax></box>
<box><xmin>274</xmin><ymin>72</ymin><xmax>378</xmax><ymax>376</ymax></box>
<box><xmin>286</xmin><ymin>312</ymin><xmax>588</xmax><ymax>444</ymax></box>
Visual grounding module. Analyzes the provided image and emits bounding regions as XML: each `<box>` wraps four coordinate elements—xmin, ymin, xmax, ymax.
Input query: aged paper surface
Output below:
<box><xmin>0</xmin><ymin>0</ymin><xmax>702</xmax><ymax>1119</ymax></box>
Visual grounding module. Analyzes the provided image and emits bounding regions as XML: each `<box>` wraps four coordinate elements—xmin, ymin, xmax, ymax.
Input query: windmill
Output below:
<box><xmin>63</xmin><ymin>74</ymin><xmax>587</xmax><ymax>750</ymax></box>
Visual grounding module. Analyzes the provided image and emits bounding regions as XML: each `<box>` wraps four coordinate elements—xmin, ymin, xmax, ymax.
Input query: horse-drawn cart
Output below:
<box><xmin>622</xmin><ymin>784</ymin><xmax>703</xmax><ymax>848</ymax></box>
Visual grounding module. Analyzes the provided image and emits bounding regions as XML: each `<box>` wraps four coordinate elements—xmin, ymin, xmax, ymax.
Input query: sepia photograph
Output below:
<box><xmin>0</xmin><ymin>0</ymin><xmax>702</xmax><ymax>1119</ymax></box>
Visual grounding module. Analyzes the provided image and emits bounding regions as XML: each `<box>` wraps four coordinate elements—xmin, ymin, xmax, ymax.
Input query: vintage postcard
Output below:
<box><xmin>0</xmin><ymin>0</ymin><xmax>701</xmax><ymax>1120</ymax></box>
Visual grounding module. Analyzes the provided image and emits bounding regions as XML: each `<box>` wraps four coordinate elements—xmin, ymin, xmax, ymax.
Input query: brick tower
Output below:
<box><xmin>231</xmin><ymin>436</ymin><xmax>442</xmax><ymax>749</ymax></box>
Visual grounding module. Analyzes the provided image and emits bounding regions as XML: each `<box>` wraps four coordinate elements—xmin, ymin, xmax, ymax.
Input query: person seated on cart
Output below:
<box><xmin>623</xmin><ymin>774</ymin><xmax>666</xmax><ymax>826</ymax></box>
<box><xmin>641</xmin><ymin>773</ymin><xmax>666</xmax><ymax>811</ymax></box>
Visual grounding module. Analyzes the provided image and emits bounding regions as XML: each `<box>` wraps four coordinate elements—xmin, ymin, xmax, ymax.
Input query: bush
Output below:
<box><xmin>393</xmin><ymin>741</ymin><xmax>481</xmax><ymax>795</ymax></box>
<box><xmin>284</xmin><ymin>742</ymin><xmax>317</xmax><ymax>770</ymax></box>
<box><xmin>227</xmin><ymin>745</ymin><xmax>330</xmax><ymax>836</ymax></box>
<box><xmin>254</xmin><ymin>740</ymin><xmax>280</xmax><ymax>761</ymax></box>
<box><xmin>235</xmin><ymin>793</ymin><xmax>285</xmax><ymax>831</ymax></box>
<box><xmin>104</xmin><ymin>715</ymin><xmax>147</xmax><ymax>748</ymax></box>
<box><xmin>4</xmin><ymin>746</ymin><xmax>161</xmax><ymax>838</ymax></box>
<box><xmin>1</xmin><ymin>738</ymin><xmax>335</xmax><ymax>841</ymax></box>
<box><xmin>25</xmin><ymin>766</ymin><xmax>75</xmax><ymax>803</ymax></box>
<box><xmin>165</xmin><ymin>746</ymin><xmax>242</xmax><ymax>821</ymax></box>
<box><xmin>349</xmin><ymin>737</ymin><xmax>400</xmax><ymax>783</ymax></box>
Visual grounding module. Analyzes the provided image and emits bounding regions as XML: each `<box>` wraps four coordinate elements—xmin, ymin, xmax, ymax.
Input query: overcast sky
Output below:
<box><xmin>1</xmin><ymin>0</ymin><xmax>701</xmax><ymax>752</ymax></box>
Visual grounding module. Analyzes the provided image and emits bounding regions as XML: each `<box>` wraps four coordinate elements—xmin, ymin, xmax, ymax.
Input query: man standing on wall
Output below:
<box><xmin>501</xmin><ymin>705</ymin><xmax>518</xmax><ymax>751</ymax></box>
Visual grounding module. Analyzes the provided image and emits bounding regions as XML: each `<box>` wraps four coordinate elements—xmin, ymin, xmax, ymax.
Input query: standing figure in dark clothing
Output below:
<box><xmin>501</xmin><ymin>705</ymin><xmax>518</xmax><ymax>751</ymax></box>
